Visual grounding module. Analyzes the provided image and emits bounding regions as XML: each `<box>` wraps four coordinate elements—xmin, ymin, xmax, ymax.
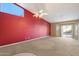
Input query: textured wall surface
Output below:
<box><xmin>0</xmin><ymin>7</ymin><xmax>50</xmax><ymax>45</ymax></box>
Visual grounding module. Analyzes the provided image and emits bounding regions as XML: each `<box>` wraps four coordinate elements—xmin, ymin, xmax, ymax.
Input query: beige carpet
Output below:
<box><xmin>0</xmin><ymin>37</ymin><xmax>79</xmax><ymax>56</ymax></box>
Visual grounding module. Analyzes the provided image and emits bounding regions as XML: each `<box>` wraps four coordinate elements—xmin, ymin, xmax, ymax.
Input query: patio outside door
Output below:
<box><xmin>61</xmin><ymin>24</ymin><xmax>73</xmax><ymax>38</ymax></box>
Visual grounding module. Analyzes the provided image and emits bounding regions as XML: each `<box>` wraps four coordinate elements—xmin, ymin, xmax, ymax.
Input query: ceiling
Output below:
<box><xmin>17</xmin><ymin>3</ymin><xmax>79</xmax><ymax>23</ymax></box>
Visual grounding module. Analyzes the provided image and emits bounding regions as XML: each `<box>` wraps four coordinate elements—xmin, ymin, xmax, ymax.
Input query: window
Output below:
<box><xmin>61</xmin><ymin>25</ymin><xmax>73</xmax><ymax>38</ymax></box>
<box><xmin>0</xmin><ymin>3</ymin><xmax>24</xmax><ymax>16</ymax></box>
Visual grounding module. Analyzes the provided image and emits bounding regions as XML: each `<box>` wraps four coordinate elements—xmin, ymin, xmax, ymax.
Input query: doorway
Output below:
<box><xmin>56</xmin><ymin>21</ymin><xmax>78</xmax><ymax>40</ymax></box>
<box><xmin>61</xmin><ymin>24</ymin><xmax>73</xmax><ymax>38</ymax></box>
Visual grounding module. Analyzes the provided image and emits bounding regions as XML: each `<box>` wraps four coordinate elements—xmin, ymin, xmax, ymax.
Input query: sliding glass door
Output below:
<box><xmin>56</xmin><ymin>22</ymin><xmax>79</xmax><ymax>40</ymax></box>
<box><xmin>61</xmin><ymin>24</ymin><xmax>73</xmax><ymax>38</ymax></box>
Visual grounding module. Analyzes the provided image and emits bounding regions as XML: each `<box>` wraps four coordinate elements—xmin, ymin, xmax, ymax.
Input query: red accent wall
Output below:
<box><xmin>0</xmin><ymin>9</ymin><xmax>50</xmax><ymax>46</ymax></box>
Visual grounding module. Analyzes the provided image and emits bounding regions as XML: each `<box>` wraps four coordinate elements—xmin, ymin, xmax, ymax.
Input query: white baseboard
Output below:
<box><xmin>0</xmin><ymin>36</ymin><xmax>49</xmax><ymax>48</ymax></box>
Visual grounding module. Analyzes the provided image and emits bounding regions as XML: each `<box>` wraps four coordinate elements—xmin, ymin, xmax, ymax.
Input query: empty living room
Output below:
<box><xmin>0</xmin><ymin>3</ymin><xmax>79</xmax><ymax>56</ymax></box>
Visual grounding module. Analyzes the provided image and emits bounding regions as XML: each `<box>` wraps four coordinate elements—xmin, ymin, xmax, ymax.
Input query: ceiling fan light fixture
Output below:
<box><xmin>33</xmin><ymin>9</ymin><xmax>48</xmax><ymax>18</ymax></box>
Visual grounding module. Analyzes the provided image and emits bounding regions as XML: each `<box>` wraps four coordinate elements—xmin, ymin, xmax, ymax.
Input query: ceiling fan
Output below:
<box><xmin>33</xmin><ymin>9</ymin><xmax>48</xmax><ymax>18</ymax></box>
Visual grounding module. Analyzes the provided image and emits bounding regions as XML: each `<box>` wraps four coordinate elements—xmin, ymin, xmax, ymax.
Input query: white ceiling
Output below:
<box><xmin>17</xmin><ymin>3</ymin><xmax>79</xmax><ymax>23</ymax></box>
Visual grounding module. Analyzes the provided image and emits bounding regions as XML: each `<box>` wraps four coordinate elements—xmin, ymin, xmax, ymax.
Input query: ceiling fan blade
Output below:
<box><xmin>39</xmin><ymin>9</ymin><xmax>44</xmax><ymax>13</ymax></box>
